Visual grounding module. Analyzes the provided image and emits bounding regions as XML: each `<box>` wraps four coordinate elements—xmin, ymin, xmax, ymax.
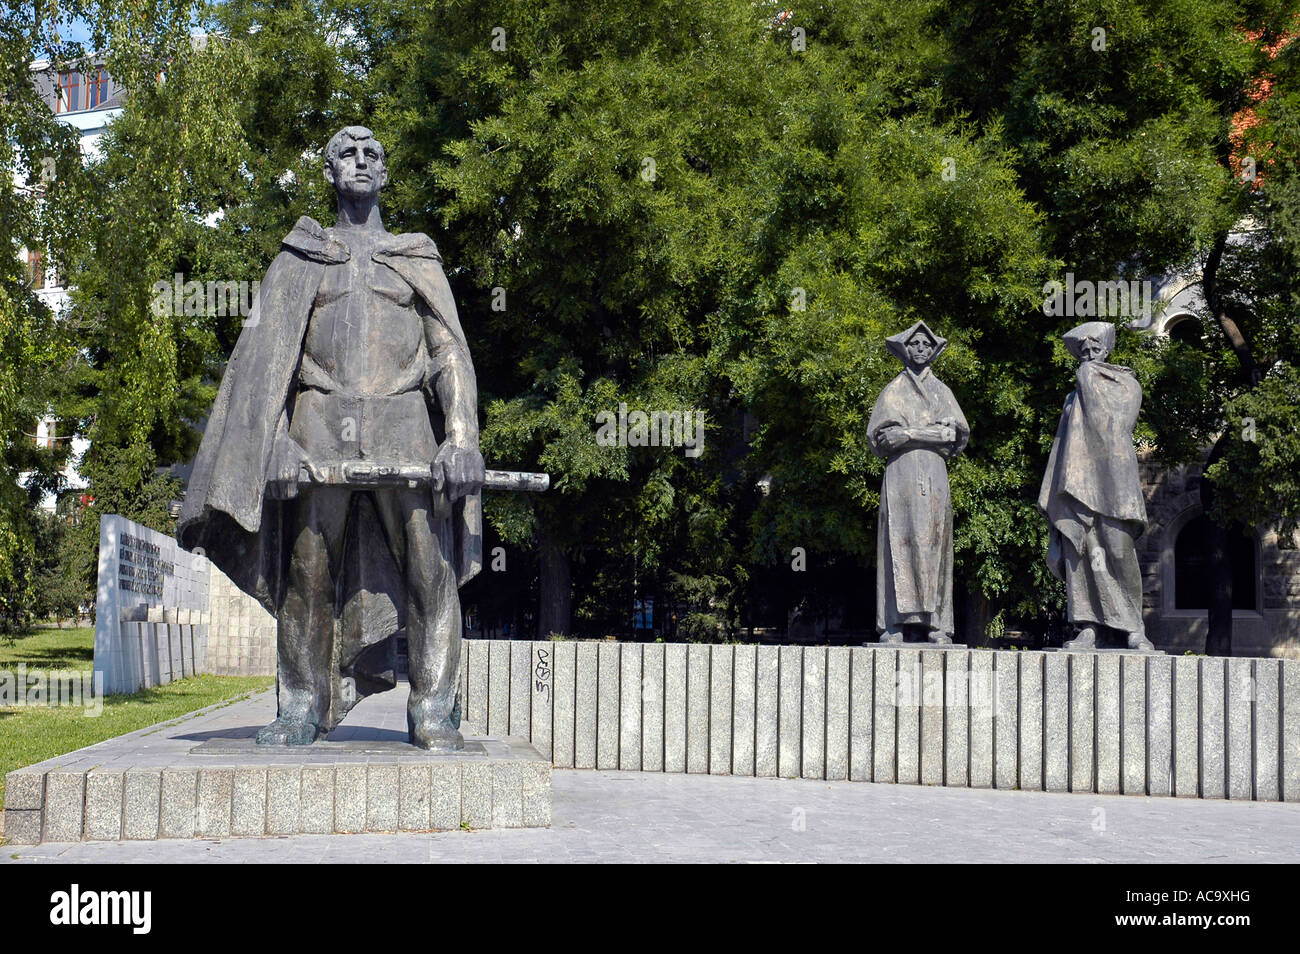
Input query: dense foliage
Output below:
<box><xmin>5</xmin><ymin>0</ymin><xmax>1298</xmax><ymax>647</ymax></box>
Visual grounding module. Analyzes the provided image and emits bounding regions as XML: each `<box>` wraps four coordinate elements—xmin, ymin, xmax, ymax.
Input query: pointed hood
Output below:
<box><xmin>885</xmin><ymin>320</ymin><xmax>947</xmax><ymax>366</ymax></box>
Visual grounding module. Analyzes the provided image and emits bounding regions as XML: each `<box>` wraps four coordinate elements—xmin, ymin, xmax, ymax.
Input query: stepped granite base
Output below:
<box><xmin>4</xmin><ymin>686</ymin><xmax>551</xmax><ymax>845</ymax></box>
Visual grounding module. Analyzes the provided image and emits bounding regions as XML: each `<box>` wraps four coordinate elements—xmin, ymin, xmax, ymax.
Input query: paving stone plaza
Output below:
<box><xmin>7</xmin><ymin>765</ymin><xmax>1300</xmax><ymax>864</ymax></box>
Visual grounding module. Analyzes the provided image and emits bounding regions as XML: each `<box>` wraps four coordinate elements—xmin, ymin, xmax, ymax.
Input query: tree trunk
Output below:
<box><xmin>1200</xmin><ymin>435</ymin><xmax>1233</xmax><ymax>656</ymax></box>
<box><xmin>538</xmin><ymin>530</ymin><xmax>572</xmax><ymax>639</ymax></box>
<box><xmin>1198</xmin><ymin>233</ymin><xmax>1262</xmax><ymax>658</ymax></box>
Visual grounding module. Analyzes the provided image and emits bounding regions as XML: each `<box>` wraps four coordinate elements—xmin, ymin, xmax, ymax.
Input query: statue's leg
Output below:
<box><xmin>378</xmin><ymin>487</ymin><xmax>463</xmax><ymax>751</ymax></box>
<box><xmin>1108</xmin><ymin>520</ymin><xmax>1157</xmax><ymax>652</ymax></box>
<box><xmin>257</xmin><ymin>486</ymin><xmax>348</xmax><ymax>746</ymax></box>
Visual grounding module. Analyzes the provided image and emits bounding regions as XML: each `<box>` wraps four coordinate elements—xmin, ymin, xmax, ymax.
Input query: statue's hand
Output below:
<box><xmin>269</xmin><ymin>435</ymin><xmax>314</xmax><ymax>493</ymax></box>
<box><xmin>434</xmin><ymin>441</ymin><xmax>485</xmax><ymax>501</ymax></box>
<box><xmin>877</xmin><ymin>427</ymin><xmax>910</xmax><ymax>452</ymax></box>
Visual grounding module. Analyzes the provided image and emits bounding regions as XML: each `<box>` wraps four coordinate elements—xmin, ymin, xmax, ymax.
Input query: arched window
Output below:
<box><xmin>1173</xmin><ymin>514</ymin><xmax>1257</xmax><ymax>610</ymax></box>
<box><xmin>1166</xmin><ymin>316</ymin><xmax>1202</xmax><ymax>348</ymax></box>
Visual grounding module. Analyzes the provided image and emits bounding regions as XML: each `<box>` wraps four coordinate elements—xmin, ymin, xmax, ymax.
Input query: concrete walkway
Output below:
<box><xmin>6</xmin><ymin>767</ymin><xmax>1299</xmax><ymax>863</ymax></box>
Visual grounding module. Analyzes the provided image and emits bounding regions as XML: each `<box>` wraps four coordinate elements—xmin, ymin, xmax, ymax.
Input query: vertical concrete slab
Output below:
<box><xmin>1255</xmin><ymin>658</ymin><xmax>1281</xmax><ymax>802</ymax></box>
<box><xmin>1282</xmin><ymin>659</ymin><xmax>1300</xmax><ymax>802</ymax></box>
<box><xmin>944</xmin><ymin>650</ymin><xmax>969</xmax><ymax>787</ymax></box>
<box><xmin>895</xmin><ymin>649</ymin><xmax>920</xmax><ymax>785</ymax></box>
<box><xmin>158</xmin><ymin>768</ymin><xmax>197</xmax><ymax>840</ymax></box>
<box><xmin>365</xmin><ymin>764</ymin><xmax>398</xmax><ymax>832</ymax></box>
<box><xmin>551</xmin><ymin>640</ymin><xmax>576</xmax><ymax>769</ymax></box>
<box><xmin>84</xmin><ymin>770</ymin><xmax>125</xmax><ymax>841</ymax></box>
<box><xmin>509</xmin><ymin>640</ymin><xmax>532</xmax><ymax>739</ymax></box>
<box><xmin>1121</xmin><ymin>654</ymin><xmax>1147</xmax><ymax>796</ymax></box>
<box><xmin>1095</xmin><ymin>654</ymin><xmax>1121</xmax><ymax>795</ymax></box>
<box><xmin>919</xmin><ymin>649</ymin><xmax>944</xmax><ymax>786</ymax></box>
<box><xmin>491</xmin><ymin>762</ymin><xmax>523</xmax><ymax>829</ymax></box>
<box><xmin>687</xmin><ymin>644</ymin><xmax>711</xmax><ymax>774</ymax></box>
<box><xmin>801</xmin><ymin>646</ymin><xmax>826</xmax><ymax>780</ymax></box>
<box><xmin>333</xmin><ymin>765</ymin><xmax>365</xmax><ymax>835</ymax></box>
<box><xmin>849</xmin><ymin>647</ymin><xmax>874</xmax><ymax>782</ymax></box>
<box><xmin>873</xmin><ymin>648</ymin><xmax>898</xmax><ymax>783</ymax></box>
<box><xmin>196</xmin><ymin>768</ymin><xmax>234</xmax><ymax>838</ymax></box>
<box><xmin>1044</xmin><ymin>652</ymin><xmax>1068</xmax><ymax>792</ymax></box>
<box><xmin>522</xmin><ymin>762</ymin><xmax>552</xmax><ymax>828</ymax></box>
<box><xmin>664</xmin><ymin>643</ymin><xmax>688</xmax><ymax>773</ymax></box>
<box><xmin>574</xmin><ymin>641</ymin><xmax>598</xmax><ymax>770</ymax></box>
<box><xmin>732</xmin><ymin>644</ymin><xmax>757</xmax><ymax>776</ymax></box>
<box><xmin>620</xmin><ymin>642</ymin><xmax>643</xmax><ymax>771</ymax></box>
<box><xmin>488</xmin><ymin>639</ymin><xmax>511</xmax><ymax>738</ymax></box>
<box><xmin>265</xmin><ymin>766</ymin><xmax>301</xmax><ymax>837</ymax></box>
<box><xmin>969</xmin><ymin>651</ymin><xmax>994</xmax><ymax>789</ymax></box>
<box><xmin>597</xmin><ymin>641</ymin><xmax>621</xmax><ymax>770</ymax></box>
<box><xmin>300</xmin><ymin>765</ymin><xmax>335</xmax><ymax>835</ymax></box>
<box><xmin>429</xmin><ymin>763</ymin><xmax>461</xmax><ymax>831</ymax></box>
<box><xmin>825</xmin><ymin>646</ymin><xmax>850</xmax><ymax>782</ymax></box>
<box><xmin>1173</xmin><ymin>656</ymin><xmax>1199</xmax><ymax>798</ymax></box>
<box><xmin>460</xmin><ymin>762</ymin><xmax>491</xmax><ymax>829</ymax></box>
<box><xmin>1066</xmin><ymin>655</ymin><xmax>1097</xmax><ymax>795</ymax></box>
<box><xmin>1226</xmin><ymin>657</ymin><xmax>1253</xmax><ymax>801</ymax></box>
<box><xmin>530</xmin><ymin>641</ymin><xmax>554</xmax><ymax>761</ymax></box>
<box><xmin>778</xmin><ymin>645</ymin><xmax>803</xmax><ymax>779</ymax></box>
<box><xmin>123</xmin><ymin>770</ymin><xmax>161</xmax><ymax>840</ymax></box>
<box><xmin>466</xmin><ymin>638</ymin><xmax>489</xmax><ymax>732</ymax></box>
<box><xmin>710</xmin><ymin>644</ymin><xmax>733</xmax><ymax>775</ymax></box>
<box><xmin>642</xmin><ymin>642</ymin><xmax>666</xmax><ymax>772</ymax></box>
<box><xmin>1147</xmin><ymin>655</ymin><xmax>1173</xmax><ymax>797</ymax></box>
<box><xmin>1018</xmin><ymin>652</ymin><xmax>1043</xmax><ymax>792</ymax></box>
<box><xmin>755</xmin><ymin>645</ymin><xmax>779</xmax><ymax>777</ymax></box>
<box><xmin>1201</xmin><ymin>657</ymin><xmax>1226</xmax><ymax>799</ymax></box>
<box><xmin>43</xmin><ymin>770</ymin><xmax>87</xmax><ymax>843</ymax></box>
<box><xmin>994</xmin><ymin>651</ymin><xmax>1019</xmax><ymax>790</ymax></box>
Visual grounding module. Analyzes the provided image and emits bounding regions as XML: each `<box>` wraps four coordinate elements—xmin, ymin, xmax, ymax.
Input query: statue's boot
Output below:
<box><xmin>928</xmin><ymin>632</ymin><xmax>953</xmax><ymax>645</ymax></box>
<box><xmin>1064</xmin><ymin>626</ymin><xmax>1097</xmax><ymax>650</ymax></box>
<box><xmin>877</xmin><ymin>628</ymin><xmax>905</xmax><ymax>646</ymax></box>
<box><xmin>409</xmin><ymin>712</ymin><xmax>464</xmax><ymax>752</ymax></box>
<box><xmin>1126</xmin><ymin>631</ymin><xmax>1156</xmax><ymax>652</ymax></box>
<box><xmin>255</xmin><ymin>718</ymin><xmax>321</xmax><ymax>746</ymax></box>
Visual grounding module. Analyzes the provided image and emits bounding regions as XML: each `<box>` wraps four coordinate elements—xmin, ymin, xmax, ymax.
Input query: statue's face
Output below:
<box><xmin>1078</xmin><ymin>337</ymin><xmax>1105</xmax><ymax>362</ymax></box>
<box><xmin>325</xmin><ymin>136</ymin><xmax>387</xmax><ymax>200</ymax></box>
<box><xmin>905</xmin><ymin>332</ymin><xmax>936</xmax><ymax>367</ymax></box>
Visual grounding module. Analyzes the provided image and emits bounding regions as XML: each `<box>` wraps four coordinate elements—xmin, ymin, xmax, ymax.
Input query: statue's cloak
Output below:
<box><xmin>177</xmin><ymin>217</ymin><xmax>483</xmax><ymax>621</ymax></box>
<box><xmin>1037</xmin><ymin>360</ymin><xmax>1146</xmax><ymax>592</ymax></box>
<box><xmin>867</xmin><ymin>367</ymin><xmax>969</xmax><ymax>635</ymax></box>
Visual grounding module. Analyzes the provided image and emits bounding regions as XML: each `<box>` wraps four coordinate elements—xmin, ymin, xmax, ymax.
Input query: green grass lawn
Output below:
<box><xmin>0</xmin><ymin>626</ymin><xmax>273</xmax><ymax>809</ymax></box>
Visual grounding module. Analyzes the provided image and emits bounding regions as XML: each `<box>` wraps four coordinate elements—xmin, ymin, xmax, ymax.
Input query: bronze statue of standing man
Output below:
<box><xmin>179</xmin><ymin>126</ymin><xmax>485</xmax><ymax>748</ymax></box>
<box><xmin>1038</xmin><ymin>321</ymin><xmax>1155</xmax><ymax>651</ymax></box>
<box><xmin>868</xmin><ymin>321</ymin><xmax>969</xmax><ymax>644</ymax></box>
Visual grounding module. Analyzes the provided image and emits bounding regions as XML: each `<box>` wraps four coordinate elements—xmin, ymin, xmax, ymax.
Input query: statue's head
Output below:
<box><xmin>886</xmin><ymin>320</ymin><xmax>947</xmax><ymax>371</ymax></box>
<box><xmin>1063</xmin><ymin>321</ymin><xmax>1115</xmax><ymax>364</ymax></box>
<box><xmin>324</xmin><ymin>126</ymin><xmax>387</xmax><ymax>200</ymax></box>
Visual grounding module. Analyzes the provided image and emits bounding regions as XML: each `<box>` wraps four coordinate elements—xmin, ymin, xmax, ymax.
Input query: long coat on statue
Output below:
<box><xmin>868</xmin><ymin>341</ymin><xmax>969</xmax><ymax>638</ymax></box>
<box><xmin>176</xmin><ymin>216</ymin><xmax>482</xmax><ymax>695</ymax></box>
<box><xmin>1038</xmin><ymin>344</ymin><xmax>1147</xmax><ymax>634</ymax></box>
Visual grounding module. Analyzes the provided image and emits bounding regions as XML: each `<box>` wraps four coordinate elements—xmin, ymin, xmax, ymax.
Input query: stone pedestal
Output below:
<box><xmin>3</xmin><ymin>686</ymin><xmax>550</xmax><ymax>845</ymax></box>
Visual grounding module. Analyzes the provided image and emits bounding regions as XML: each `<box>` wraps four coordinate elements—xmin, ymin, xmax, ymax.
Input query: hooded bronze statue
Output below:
<box><xmin>178</xmin><ymin>126</ymin><xmax>485</xmax><ymax>748</ymax></box>
<box><xmin>1038</xmin><ymin>321</ymin><xmax>1155</xmax><ymax>651</ymax></box>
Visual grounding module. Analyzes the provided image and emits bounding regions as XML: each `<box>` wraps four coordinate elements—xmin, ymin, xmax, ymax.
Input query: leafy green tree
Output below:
<box><xmin>937</xmin><ymin>0</ymin><xmax>1300</xmax><ymax>650</ymax></box>
<box><xmin>0</xmin><ymin>3</ymin><xmax>97</xmax><ymax>629</ymax></box>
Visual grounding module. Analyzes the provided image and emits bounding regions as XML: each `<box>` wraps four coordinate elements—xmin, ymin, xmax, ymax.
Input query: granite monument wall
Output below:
<box><xmin>461</xmin><ymin>640</ymin><xmax>1300</xmax><ymax>802</ymax></box>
